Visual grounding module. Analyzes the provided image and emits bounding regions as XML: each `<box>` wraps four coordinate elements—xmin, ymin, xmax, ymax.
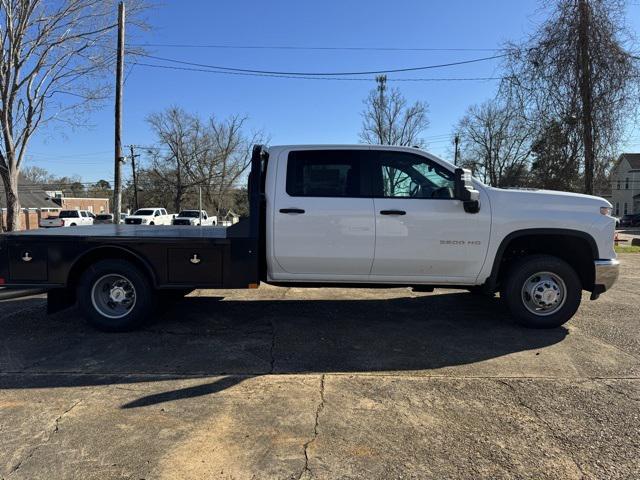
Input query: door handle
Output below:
<box><xmin>380</xmin><ymin>210</ymin><xmax>406</xmax><ymax>216</ymax></box>
<box><xmin>279</xmin><ymin>208</ymin><xmax>305</xmax><ymax>214</ymax></box>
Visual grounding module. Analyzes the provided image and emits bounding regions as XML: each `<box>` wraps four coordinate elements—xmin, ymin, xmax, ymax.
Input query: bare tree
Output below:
<box><xmin>146</xmin><ymin>107</ymin><xmax>266</xmax><ymax>215</ymax></box>
<box><xmin>359</xmin><ymin>75</ymin><xmax>429</xmax><ymax>146</ymax></box>
<box><xmin>198</xmin><ymin>115</ymin><xmax>265</xmax><ymax>216</ymax></box>
<box><xmin>0</xmin><ymin>0</ymin><xmax>147</xmax><ymax>230</ymax></box>
<box><xmin>529</xmin><ymin>119</ymin><xmax>582</xmax><ymax>191</ymax></box>
<box><xmin>146</xmin><ymin>107</ymin><xmax>202</xmax><ymax>212</ymax></box>
<box><xmin>21</xmin><ymin>165</ymin><xmax>54</xmax><ymax>184</ymax></box>
<box><xmin>503</xmin><ymin>0</ymin><xmax>640</xmax><ymax>194</ymax></box>
<box><xmin>456</xmin><ymin>99</ymin><xmax>533</xmax><ymax>187</ymax></box>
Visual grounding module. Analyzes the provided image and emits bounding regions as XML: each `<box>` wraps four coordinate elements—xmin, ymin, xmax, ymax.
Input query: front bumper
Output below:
<box><xmin>591</xmin><ymin>259</ymin><xmax>620</xmax><ymax>299</ymax></box>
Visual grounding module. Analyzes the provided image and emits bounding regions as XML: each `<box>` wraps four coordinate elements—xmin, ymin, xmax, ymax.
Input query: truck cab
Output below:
<box><xmin>0</xmin><ymin>144</ymin><xmax>618</xmax><ymax>332</ymax></box>
<box><xmin>264</xmin><ymin>146</ymin><xmax>616</xmax><ymax>288</ymax></box>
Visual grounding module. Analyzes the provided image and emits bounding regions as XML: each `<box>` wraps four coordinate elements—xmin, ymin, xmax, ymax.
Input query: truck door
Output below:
<box><xmin>369</xmin><ymin>150</ymin><xmax>491</xmax><ymax>281</ymax></box>
<box><xmin>273</xmin><ymin>149</ymin><xmax>375</xmax><ymax>276</ymax></box>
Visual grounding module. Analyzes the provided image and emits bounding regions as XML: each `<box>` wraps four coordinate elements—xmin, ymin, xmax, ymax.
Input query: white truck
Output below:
<box><xmin>39</xmin><ymin>209</ymin><xmax>95</xmax><ymax>228</ymax></box>
<box><xmin>123</xmin><ymin>207</ymin><xmax>172</xmax><ymax>226</ymax></box>
<box><xmin>172</xmin><ymin>210</ymin><xmax>217</xmax><ymax>226</ymax></box>
<box><xmin>1</xmin><ymin>145</ymin><xmax>619</xmax><ymax>332</ymax></box>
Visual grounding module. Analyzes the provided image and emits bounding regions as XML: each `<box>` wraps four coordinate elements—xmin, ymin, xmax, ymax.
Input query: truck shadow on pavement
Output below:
<box><xmin>0</xmin><ymin>292</ymin><xmax>568</xmax><ymax>408</ymax></box>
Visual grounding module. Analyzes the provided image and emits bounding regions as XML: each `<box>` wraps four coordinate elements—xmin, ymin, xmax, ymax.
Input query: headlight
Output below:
<box><xmin>600</xmin><ymin>206</ymin><xmax>612</xmax><ymax>216</ymax></box>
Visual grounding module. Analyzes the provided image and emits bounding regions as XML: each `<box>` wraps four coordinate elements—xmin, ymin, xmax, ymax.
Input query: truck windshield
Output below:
<box><xmin>134</xmin><ymin>209</ymin><xmax>155</xmax><ymax>216</ymax></box>
<box><xmin>178</xmin><ymin>211</ymin><xmax>201</xmax><ymax>218</ymax></box>
<box><xmin>59</xmin><ymin>211</ymin><xmax>79</xmax><ymax>218</ymax></box>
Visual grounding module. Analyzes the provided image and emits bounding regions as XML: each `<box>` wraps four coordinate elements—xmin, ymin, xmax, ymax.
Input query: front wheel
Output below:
<box><xmin>78</xmin><ymin>259</ymin><xmax>154</xmax><ymax>332</ymax></box>
<box><xmin>501</xmin><ymin>255</ymin><xmax>582</xmax><ymax>329</ymax></box>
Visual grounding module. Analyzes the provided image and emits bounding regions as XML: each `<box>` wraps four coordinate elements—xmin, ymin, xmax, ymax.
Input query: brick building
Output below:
<box><xmin>55</xmin><ymin>197</ymin><xmax>110</xmax><ymax>214</ymax></box>
<box><xmin>0</xmin><ymin>184</ymin><xmax>61</xmax><ymax>231</ymax></box>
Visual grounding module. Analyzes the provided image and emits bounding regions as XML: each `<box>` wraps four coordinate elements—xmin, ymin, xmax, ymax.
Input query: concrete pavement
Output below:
<box><xmin>1</xmin><ymin>255</ymin><xmax>639</xmax><ymax>479</ymax></box>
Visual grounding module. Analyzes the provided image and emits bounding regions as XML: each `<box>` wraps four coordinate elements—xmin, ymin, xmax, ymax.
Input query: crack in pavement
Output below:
<box><xmin>266</xmin><ymin>287</ymin><xmax>289</xmax><ymax>375</ymax></box>
<box><xmin>6</xmin><ymin>400</ymin><xmax>82</xmax><ymax>478</ymax></box>
<box><xmin>298</xmin><ymin>374</ymin><xmax>326</xmax><ymax>480</ymax></box>
<box><xmin>497</xmin><ymin>380</ymin><xmax>588</xmax><ymax>479</ymax></box>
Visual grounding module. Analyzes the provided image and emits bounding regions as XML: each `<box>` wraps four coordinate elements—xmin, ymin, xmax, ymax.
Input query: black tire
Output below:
<box><xmin>70</xmin><ymin>223</ymin><xmax>76</xmax><ymax>226</ymax></box>
<box><xmin>149</xmin><ymin>222</ymin><xmax>155</xmax><ymax>226</ymax></box>
<box><xmin>501</xmin><ymin>254</ymin><xmax>582</xmax><ymax>329</ymax></box>
<box><xmin>78</xmin><ymin>259</ymin><xmax>154</xmax><ymax>332</ymax></box>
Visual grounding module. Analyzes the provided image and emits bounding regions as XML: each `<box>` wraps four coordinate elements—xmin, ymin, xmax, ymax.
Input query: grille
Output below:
<box><xmin>125</xmin><ymin>218</ymin><xmax>142</xmax><ymax>225</ymax></box>
<box><xmin>173</xmin><ymin>219</ymin><xmax>193</xmax><ymax>226</ymax></box>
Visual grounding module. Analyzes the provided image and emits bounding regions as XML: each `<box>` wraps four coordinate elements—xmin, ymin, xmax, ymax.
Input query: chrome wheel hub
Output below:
<box><xmin>91</xmin><ymin>274</ymin><xmax>137</xmax><ymax>319</ymax></box>
<box><xmin>109</xmin><ymin>286</ymin><xmax>127</xmax><ymax>303</ymax></box>
<box><xmin>521</xmin><ymin>271</ymin><xmax>566</xmax><ymax>316</ymax></box>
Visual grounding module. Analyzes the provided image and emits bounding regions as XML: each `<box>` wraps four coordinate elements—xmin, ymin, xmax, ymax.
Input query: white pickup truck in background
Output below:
<box><xmin>39</xmin><ymin>210</ymin><xmax>94</xmax><ymax>228</ymax></box>
<box><xmin>172</xmin><ymin>210</ymin><xmax>217</xmax><ymax>226</ymax></box>
<box><xmin>124</xmin><ymin>208</ymin><xmax>172</xmax><ymax>225</ymax></box>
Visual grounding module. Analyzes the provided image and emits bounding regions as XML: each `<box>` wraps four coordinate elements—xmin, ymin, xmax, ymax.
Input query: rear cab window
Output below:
<box><xmin>286</xmin><ymin>150</ymin><xmax>370</xmax><ymax>197</ymax></box>
<box><xmin>59</xmin><ymin>210</ymin><xmax>79</xmax><ymax>218</ymax></box>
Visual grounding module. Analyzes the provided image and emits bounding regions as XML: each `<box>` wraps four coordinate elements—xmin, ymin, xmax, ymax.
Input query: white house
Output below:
<box><xmin>611</xmin><ymin>153</ymin><xmax>640</xmax><ymax>217</ymax></box>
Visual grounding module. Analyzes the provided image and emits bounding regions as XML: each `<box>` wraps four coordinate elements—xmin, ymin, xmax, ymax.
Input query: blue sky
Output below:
<box><xmin>25</xmin><ymin>0</ymin><xmax>640</xmax><ymax>183</ymax></box>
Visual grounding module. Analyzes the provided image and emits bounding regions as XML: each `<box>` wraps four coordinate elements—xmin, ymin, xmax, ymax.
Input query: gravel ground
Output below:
<box><xmin>0</xmin><ymin>254</ymin><xmax>638</xmax><ymax>480</ymax></box>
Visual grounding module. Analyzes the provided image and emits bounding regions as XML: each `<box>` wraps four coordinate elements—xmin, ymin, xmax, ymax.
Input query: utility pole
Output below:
<box><xmin>454</xmin><ymin>134</ymin><xmax>460</xmax><ymax>166</ymax></box>
<box><xmin>113</xmin><ymin>1</ymin><xmax>125</xmax><ymax>222</ymax></box>
<box><xmin>578</xmin><ymin>0</ymin><xmax>595</xmax><ymax>195</ymax></box>
<box><xmin>129</xmin><ymin>145</ymin><xmax>140</xmax><ymax>211</ymax></box>
<box><xmin>198</xmin><ymin>185</ymin><xmax>203</xmax><ymax>227</ymax></box>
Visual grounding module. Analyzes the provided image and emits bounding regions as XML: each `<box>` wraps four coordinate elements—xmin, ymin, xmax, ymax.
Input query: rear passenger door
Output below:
<box><xmin>272</xmin><ymin>149</ymin><xmax>376</xmax><ymax>277</ymax></box>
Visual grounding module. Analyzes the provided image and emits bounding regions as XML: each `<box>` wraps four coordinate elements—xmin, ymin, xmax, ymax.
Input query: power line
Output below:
<box><xmin>27</xmin><ymin>150</ymin><xmax>112</xmax><ymax>158</ymax></box>
<box><xmin>134</xmin><ymin>62</ymin><xmax>503</xmax><ymax>82</ymax></box>
<box><xmin>129</xmin><ymin>42</ymin><xmax>503</xmax><ymax>53</ymax></box>
<box><xmin>136</xmin><ymin>52</ymin><xmax>507</xmax><ymax>76</ymax></box>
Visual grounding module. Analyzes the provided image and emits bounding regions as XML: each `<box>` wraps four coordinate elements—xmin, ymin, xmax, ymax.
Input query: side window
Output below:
<box><xmin>80</xmin><ymin>211</ymin><xmax>87</xmax><ymax>217</ymax></box>
<box><xmin>161</xmin><ymin>209</ymin><xmax>167</xmax><ymax>215</ymax></box>
<box><xmin>374</xmin><ymin>152</ymin><xmax>455</xmax><ymax>199</ymax></box>
<box><xmin>286</xmin><ymin>150</ymin><xmax>364</xmax><ymax>197</ymax></box>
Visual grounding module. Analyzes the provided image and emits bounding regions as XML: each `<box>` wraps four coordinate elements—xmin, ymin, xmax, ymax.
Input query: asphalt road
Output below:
<box><xmin>0</xmin><ymin>255</ymin><xmax>639</xmax><ymax>479</ymax></box>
